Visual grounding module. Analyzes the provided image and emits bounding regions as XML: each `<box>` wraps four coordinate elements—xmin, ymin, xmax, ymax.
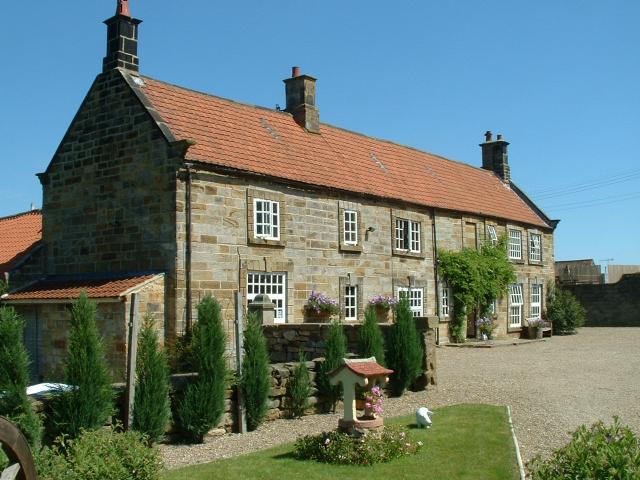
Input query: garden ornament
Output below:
<box><xmin>416</xmin><ymin>407</ymin><xmax>434</xmax><ymax>428</ymax></box>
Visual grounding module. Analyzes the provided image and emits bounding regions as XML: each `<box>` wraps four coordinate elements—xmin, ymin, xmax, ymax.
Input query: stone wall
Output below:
<box><xmin>38</xmin><ymin>69</ymin><xmax>182</xmax><ymax>337</ymax></box>
<box><xmin>565</xmin><ymin>273</ymin><xmax>640</xmax><ymax>327</ymax></box>
<box><xmin>176</xmin><ymin>170</ymin><xmax>556</xmax><ymax>344</ymax></box>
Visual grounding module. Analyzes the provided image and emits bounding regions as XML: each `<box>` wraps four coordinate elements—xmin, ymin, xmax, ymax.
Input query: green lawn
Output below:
<box><xmin>162</xmin><ymin>404</ymin><xmax>519</xmax><ymax>480</ymax></box>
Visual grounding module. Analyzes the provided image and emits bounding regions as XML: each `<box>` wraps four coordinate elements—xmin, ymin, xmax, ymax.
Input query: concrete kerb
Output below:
<box><xmin>507</xmin><ymin>405</ymin><xmax>526</xmax><ymax>480</ymax></box>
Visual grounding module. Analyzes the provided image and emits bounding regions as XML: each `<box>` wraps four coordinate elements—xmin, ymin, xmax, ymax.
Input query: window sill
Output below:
<box><xmin>393</xmin><ymin>250</ymin><xmax>425</xmax><ymax>259</ymax></box>
<box><xmin>249</xmin><ymin>237</ymin><xmax>286</xmax><ymax>247</ymax></box>
<box><xmin>507</xmin><ymin>326</ymin><xmax>523</xmax><ymax>333</ymax></box>
<box><xmin>339</xmin><ymin>243</ymin><xmax>362</xmax><ymax>253</ymax></box>
<box><xmin>528</xmin><ymin>260</ymin><xmax>543</xmax><ymax>266</ymax></box>
<box><xmin>509</xmin><ymin>259</ymin><xmax>525</xmax><ymax>265</ymax></box>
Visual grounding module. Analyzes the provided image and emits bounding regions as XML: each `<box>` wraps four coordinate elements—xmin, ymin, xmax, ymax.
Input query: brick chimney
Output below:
<box><xmin>283</xmin><ymin>67</ymin><xmax>320</xmax><ymax>133</ymax></box>
<box><xmin>103</xmin><ymin>0</ymin><xmax>142</xmax><ymax>73</ymax></box>
<box><xmin>480</xmin><ymin>131</ymin><xmax>511</xmax><ymax>182</ymax></box>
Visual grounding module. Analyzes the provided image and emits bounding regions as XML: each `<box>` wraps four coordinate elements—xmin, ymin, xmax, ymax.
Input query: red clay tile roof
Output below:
<box><xmin>3</xmin><ymin>273</ymin><xmax>159</xmax><ymax>301</ymax></box>
<box><xmin>329</xmin><ymin>359</ymin><xmax>394</xmax><ymax>378</ymax></box>
<box><xmin>0</xmin><ymin>210</ymin><xmax>42</xmax><ymax>273</ymax></box>
<box><xmin>137</xmin><ymin>75</ymin><xmax>552</xmax><ymax>228</ymax></box>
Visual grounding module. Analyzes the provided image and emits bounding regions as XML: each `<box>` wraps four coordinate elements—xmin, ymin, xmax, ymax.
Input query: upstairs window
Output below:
<box><xmin>344</xmin><ymin>285</ymin><xmax>358</xmax><ymax>321</ymax></box>
<box><xmin>529</xmin><ymin>233</ymin><xmax>542</xmax><ymax>262</ymax></box>
<box><xmin>530</xmin><ymin>284</ymin><xmax>542</xmax><ymax>319</ymax></box>
<box><xmin>344</xmin><ymin>210</ymin><xmax>358</xmax><ymax>245</ymax></box>
<box><xmin>487</xmin><ymin>225</ymin><xmax>498</xmax><ymax>245</ymax></box>
<box><xmin>395</xmin><ymin>219</ymin><xmax>421</xmax><ymax>253</ymax></box>
<box><xmin>508</xmin><ymin>284</ymin><xmax>524</xmax><ymax>328</ymax></box>
<box><xmin>254</xmin><ymin>199</ymin><xmax>279</xmax><ymax>240</ymax></box>
<box><xmin>508</xmin><ymin>229</ymin><xmax>522</xmax><ymax>260</ymax></box>
<box><xmin>397</xmin><ymin>287</ymin><xmax>423</xmax><ymax>317</ymax></box>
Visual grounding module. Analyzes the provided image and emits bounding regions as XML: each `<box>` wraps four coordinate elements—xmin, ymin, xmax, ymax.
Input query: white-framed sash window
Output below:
<box><xmin>529</xmin><ymin>233</ymin><xmax>542</xmax><ymax>262</ymax></box>
<box><xmin>508</xmin><ymin>229</ymin><xmax>522</xmax><ymax>260</ymax></box>
<box><xmin>396</xmin><ymin>287</ymin><xmax>423</xmax><ymax>317</ymax></box>
<box><xmin>395</xmin><ymin>219</ymin><xmax>421</xmax><ymax>253</ymax></box>
<box><xmin>508</xmin><ymin>284</ymin><xmax>524</xmax><ymax>328</ymax></box>
<box><xmin>247</xmin><ymin>272</ymin><xmax>287</xmax><ymax>323</ymax></box>
<box><xmin>344</xmin><ymin>210</ymin><xmax>358</xmax><ymax>245</ymax></box>
<box><xmin>530</xmin><ymin>283</ymin><xmax>542</xmax><ymax>319</ymax></box>
<box><xmin>487</xmin><ymin>225</ymin><xmax>498</xmax><ymax>245</ymax></box>
<box><xmin>254</xmin><ymin>199</ymin><xmax>280</xmax><ymax>240</ymax></box>
<box><xmin>344</xmin><ymin>285</ymin><xmax>358</xmax><ymax>321</ymax></box>
<box><xmin>440</xmin><ymin>281</ymin><xmax>451</xmax><ymax>317</ymax></box>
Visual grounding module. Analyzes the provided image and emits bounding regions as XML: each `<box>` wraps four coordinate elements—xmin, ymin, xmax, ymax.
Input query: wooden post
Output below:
<box><xmin>124</xmin><ymin>293</ymin><xmax>140</xmax><ymax>429</ymax></box>
<box><xmin>235</xmin><ymin>291</ymin><xmax>247</xmax><ymax>434</ymax></box>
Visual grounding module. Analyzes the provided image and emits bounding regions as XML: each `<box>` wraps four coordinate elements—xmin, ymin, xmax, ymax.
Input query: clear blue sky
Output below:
<box><xmin>1</xmin><ymin>1</ymin><xmax>638</xmax><ymax>264</ymax></box>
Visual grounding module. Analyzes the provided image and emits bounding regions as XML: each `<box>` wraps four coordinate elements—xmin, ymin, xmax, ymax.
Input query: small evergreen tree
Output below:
<box><xmin>176</xmin><ymin>295</ymin><xmax>226</xmax><ymax>443</ymax></box>
<box><xmin>50</xmin><ymin>292</ymin><xmax>113</xmax><ymax>438</ymax></box>
<box><xmin>357</xmin><ymin>305</ymin><xmax>386</xmax><ymax>366</ymax></box>
<box><xmin>386</xmin><ymin>298</ymin><xmax>423</xmax><ymax>396</ymax></box>
<box><xmin>240</xmin><ymin>312</ymin><xmax>271</xmax><ymax>431</ymax></box>
<box><xmin>286</xmin><ymin>353</ymin><xmax>312</xmax><ymax>418</ymax></box>
<box><xmin>0</xmin><ymin>279</ymin><xmax>8</xmax><ymax>295</ymax></box>
<box><xmin>317</xmin><ymin>321</ymin><xmax>347</xmax><ymax>413</ymax></box>
<box><xmin>547</xmin><ymin>288</ymin><xmax>586</xmax><ymax>335</ymax></box>
<box><xmin>0</xmin><ymin>306</ymin><xmax>43</xmax><ymax>450</ymax></box>
<box><xmin>132</xmin><ymin>314</ymin><xmax>171</xmax><ymax>444</ymax></box>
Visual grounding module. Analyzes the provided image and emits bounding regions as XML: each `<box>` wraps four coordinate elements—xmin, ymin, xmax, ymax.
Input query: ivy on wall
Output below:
<box><xmin>438</xmin><ymin>236</ymin><xmax>516</xmax><ymax>343</ymax></box>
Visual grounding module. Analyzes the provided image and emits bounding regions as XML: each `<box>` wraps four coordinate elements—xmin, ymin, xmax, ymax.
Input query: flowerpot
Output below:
<box><xmin>355</xmin><ymin>399</ymin><xmax>365</xmax><ymax>410</ymax></box>
<box><xmin>375</xmin><ymin>306</ymin><xmax>390</xmax><ymax>323</ymax></box>
<box><xmin>304</xmin><ymin>311</ymin><xmax>331</xmax><ymax>323</ymax></box>
<box><xmin>535</xmin><ymin>328</ymin><xmax>543</xmax><ymax>339</ymax></box>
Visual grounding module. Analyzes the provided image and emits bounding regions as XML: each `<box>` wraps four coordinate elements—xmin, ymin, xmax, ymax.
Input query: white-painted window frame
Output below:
<box><xmin>344</xmin><ymin>210</ymin><xmax>358</xmax><ymax>245</ymax></box>
<box><xmin>395</xmin><ymin>219</ymin><xmax>421</xmax><ymax>253</ymax></box>
<box><xmin>487</xmin><ymin>225</ymin><xmax>498</xmax><ymax>245</ymax></box>
<box><xmin>440</xmin><ymin>280</ymin><xmax>451</xmax><ymax>318</ymax></box>
<box><xmin>396</xmin><ymin>287</ymin><xmax>424</xmax><ymax>317</ymax></box>
<box><xmin>247</xmin><ymin>272</ymin><xmax>287</xmax><ymax>323</ymax></box>
<box><xmin>344</xmin><ymin>285</ymin><xmax>358</xmax><ymax>321</ymax></box>
<box><xmin>529</xmin><ymin>233</ymin><xmax>542</xmax><ymax>262</ymax></box>
<box><xmin>254</xmin><ymin>199</ymin><xmax>280</xmax><ymax>241</ymax></box>
<box><xmin>508</xmin><ymin>229</ymin><xmax>522</xmax><ymax>260</ymax></box>
<box><xmin>530</xmin><ymin>283</ymin><xmax>542</xmax><ymax>319</ymax></box>
<box><xmin>508</xmin><ymin>283</ymin><xmax>524</xmax><ymax>328</ymax></box>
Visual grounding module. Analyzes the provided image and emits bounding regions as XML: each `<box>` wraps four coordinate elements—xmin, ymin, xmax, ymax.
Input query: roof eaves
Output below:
<box><xmin>509</xmin><ymin>181</ymin><xmax>560</xmax><ymax>230</ymax></box>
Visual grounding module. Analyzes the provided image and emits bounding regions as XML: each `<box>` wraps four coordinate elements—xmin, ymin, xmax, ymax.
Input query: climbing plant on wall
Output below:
<box><xmin>438</xmin><ymin>236</ymin><xmax>516</xmax><ymax>343</ymax></box>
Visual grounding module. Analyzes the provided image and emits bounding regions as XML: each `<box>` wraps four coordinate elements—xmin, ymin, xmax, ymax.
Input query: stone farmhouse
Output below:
<box><xmin>2</xmin><ymin>1</ymin><xmax>558</xmax><ymax>380</ymax></box>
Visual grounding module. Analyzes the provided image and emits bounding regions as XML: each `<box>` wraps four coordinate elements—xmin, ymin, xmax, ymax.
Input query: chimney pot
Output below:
<box><xmin>484</xmin><ymin>131</ymin><xmax>493</xmax><ymax>142</ymax></box>
<box><xmin>497</xmin><ymin>134</ymin><xmax>503</xmax><ymax>140</ymax></box>
<box><xmin>292</xmin><ymin>66</ymin><xmax>301</xmax><ymax>77</ymax></box>
<box><xmin>117</xmin><ymin>0</ymin><xmax>131</xmax><ymax>17</ymax></box>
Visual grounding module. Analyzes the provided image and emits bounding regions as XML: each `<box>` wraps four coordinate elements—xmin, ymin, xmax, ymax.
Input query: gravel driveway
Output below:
<box><xmin>161</xmin><ymin>327</ymin><xmax>640</xmax><ymax>470</ymax></box>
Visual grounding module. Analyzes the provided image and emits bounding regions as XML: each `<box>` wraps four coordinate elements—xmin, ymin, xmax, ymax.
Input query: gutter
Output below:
<box><xmin>184</xmin><ymin>163</ymin><xmax>193</xmax><ymax>338</ymax></box>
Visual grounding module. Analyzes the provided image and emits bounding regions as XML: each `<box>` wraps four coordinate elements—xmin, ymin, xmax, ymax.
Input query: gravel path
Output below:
<box><xmin>160</xmin><ymin>327</ymin><xmax>640</xmax><ymax>470</ymax></box>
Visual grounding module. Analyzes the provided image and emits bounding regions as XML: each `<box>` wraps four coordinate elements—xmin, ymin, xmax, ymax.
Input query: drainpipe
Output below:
<box><xmin>432</xmin><ymin>208</ymin><xmax>440</xmax><ymax>344</ymax></box>
<box><xmin>185</xmin><ymin>163</ymin><xmax>193</xmax><ymax>338</ymax></box>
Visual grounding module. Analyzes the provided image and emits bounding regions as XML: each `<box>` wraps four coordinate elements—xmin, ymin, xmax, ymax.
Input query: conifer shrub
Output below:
<box><xmin>0</xmin><ymin>279</ymin><xmax>8</xmax><ymax>295</ymax></box>
<box><xmin>240</xmin><ymin>312</ymin><xmax>271</xmax><ymax>431</ymax></box>
<box><xmin>357</xmin><ymin>305</ymin><xmax>386</xmax><ymax>365</ymax></box>
<box><xmin>176</xmin><ymin>295</ymin><xmax>226</xmax><ymax>443</ymax></box>
<box><xmin>49</xmin><ymin>292</ymin><xmax>113</xmax><ymax>439</ymax></box>
<box><xmin>286</xmin><ymin>352</ymin><xmax>312</xmax><ymax>418</ymax></box>
<box><xmin>317</xmin><ymin>321</ymin><xmax>347</xmax><ymax>413</ymax></box>
<box><xmin>386</xmin><ymin>298</ymin><xmax>423</xmax><ymax>396</ymax></box>
<box><xmin>546</xmin><ymin>288</ymin><xmax>586</xmax><ymax>335</ymax></box>
<box><xmin>0</xmin><ymin>306</ymin><xmax>43</xmax><ymax>450</ymax></box>
<box><xmin>132</xmin><ymin>314</ymin><xmax>171</xmax><ymax>444</ymax></box>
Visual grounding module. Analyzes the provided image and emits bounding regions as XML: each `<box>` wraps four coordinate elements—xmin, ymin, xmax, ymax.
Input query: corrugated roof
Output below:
<box><xmin>136</xmin><ymin>75</ymin><xmax>551</xmax><ymax>228</ymax></box>
<box><xmin>2</xmin><ymin>273</ymin><xmax>160</xmax><ymax>301</ymax></box>
<box><xmin>0</xmin><ymin>210</ymin><xmax>42</xmax><ymax>273</ymax></box>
